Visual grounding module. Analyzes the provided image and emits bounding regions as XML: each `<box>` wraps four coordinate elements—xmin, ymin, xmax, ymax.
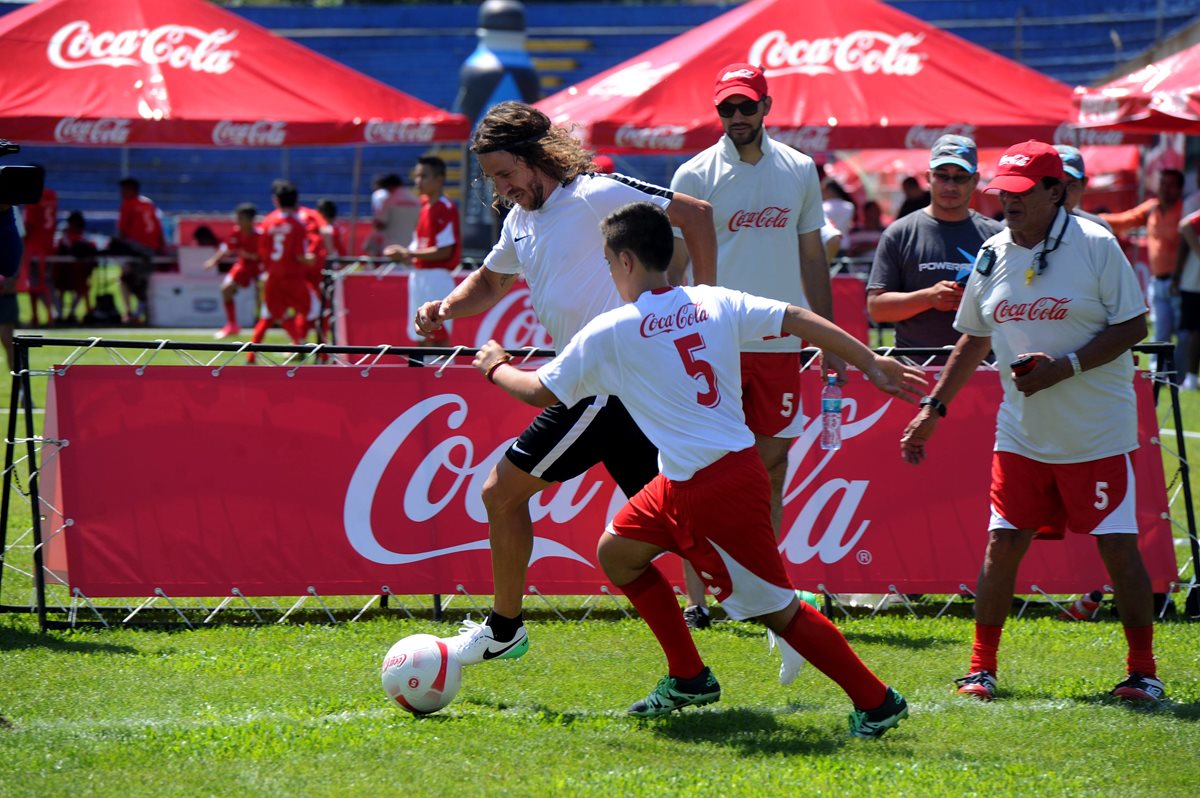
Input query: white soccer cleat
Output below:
<box><xmin>767</xmin><ymin>629</ymin><xmax>807</xmax><ymax>686</ymax></box>
<box><xmin>444</xmin><ymin>618</ymin><xmax>529</xmax><ymax>665</ymax></box>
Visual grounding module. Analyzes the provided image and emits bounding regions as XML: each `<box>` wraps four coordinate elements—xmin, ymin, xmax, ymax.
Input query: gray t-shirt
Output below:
<box><xmin>867</xmin><ymin>209</ymin><xmax>1004</xmax><ymax>348</ymax></box>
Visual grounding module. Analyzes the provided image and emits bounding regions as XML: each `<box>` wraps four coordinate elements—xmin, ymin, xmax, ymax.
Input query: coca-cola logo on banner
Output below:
<box><xmin>47</xmin><ymin>21</ymin><xmax>239</xmax><ymax>74</ymax></box>
<box><xmin>212</xmin><ymin>120</ymin><xmax>287</xmax><ymax>146</ymax></box>
<box><xmin>905</xmin><ymin>123</ymin><xmax>976</xmax><ymax>150</ymax></box>
<box><xmin>749</xmin><ymin>30</ymin><xmax>926</xmax><ymax>78</ymax></box>
<box><xmin>766</xmin><ymin>126</ymin><xmax>831</xmax><ymax>153</ymax></box>
<box><xmin>614</xmin><ymin>124</ymin><xmax>687</xmax><ymax>151</ymax></box>
<box><xmin>993</xmin><ymin>297</ymin><xmax>1072</xmax><ymax>324</ymax></box>
<box><xmin>364</xmin><ymin>119</ymin><xmax>437</xmax><ymax>145</ymax></box>
<box><xmin>1054</xmin><ymin>121</ymin><xmax>1126</xmax><ymax>147</ymax></box>
<box><xmin>54</xmin><ymin>117</ymin><xmax>131</xmax><ymax>145</ymax></box>
<box><xmin>468</xmin><ymin>288</ymin><xmax>553</xmax><ymax>350</ymax></box>
<box><xmin>728</xmin><ymin>206</ymin><xmax>792</xmax><ymax>232</ymax></box>
<box><xmin>587</xmin><ymin>61</ymin><xmax>681</xmax><ymax>98</ymax></box>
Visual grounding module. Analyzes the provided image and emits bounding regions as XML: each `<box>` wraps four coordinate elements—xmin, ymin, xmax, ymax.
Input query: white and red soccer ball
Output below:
<box><xmin>380</xmin><ymin>634</ymin><xmax>462</xmax><ymax>715</ymax></box>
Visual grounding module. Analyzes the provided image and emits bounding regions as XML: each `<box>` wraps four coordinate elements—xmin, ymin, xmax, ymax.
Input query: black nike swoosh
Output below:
<box><xmin>481</xmin><ymin>636</ymin><xmax>525</xmax><ymax>659</ymax></box>
<box><xmin>514</xmin><ymin>235</ymin><xmax>530</xmax><ymax>242</ymax></box>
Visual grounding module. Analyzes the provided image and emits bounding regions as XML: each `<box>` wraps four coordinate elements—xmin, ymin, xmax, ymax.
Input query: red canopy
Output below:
<box><xmin>538</xmin><ymin>0</ymin><xmax>1138</xmax><ymax>153</ymax></box>
<box><xmin>1074</xmin><ymin>42</ymin><xmax>1200</xmax><ymax>133</ymax></box>
<box><xmin>0</xmin><ymin>0</ymin><xmax>470</xmax><ymax>147</ymax></box>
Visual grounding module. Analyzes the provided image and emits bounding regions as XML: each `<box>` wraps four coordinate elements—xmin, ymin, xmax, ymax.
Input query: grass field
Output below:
<box><xmin>1</xmin><ymin>318</ymin><xmax>1198</xmax><ymax>798</ymax></box>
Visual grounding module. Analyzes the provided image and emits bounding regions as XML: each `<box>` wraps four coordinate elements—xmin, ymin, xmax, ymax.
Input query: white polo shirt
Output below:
<box><xmin>484</xmin><ymin>173</ymin><xmax>673</xmax><ymax>353</ymax></box>
<box><xmin>670</xmin><ymin>130</ymin><xmax>825</xmax><ymax>353</ymax></box>
<box><xmin>955</xmin><ymin>209</ymin><xmax>1147</xmax><ymax>463</ymax></box>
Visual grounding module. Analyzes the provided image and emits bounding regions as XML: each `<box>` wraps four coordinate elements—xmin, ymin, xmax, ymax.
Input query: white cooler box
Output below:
<box><xmin>148</xmin><ymin>274</ymin><xmax>257</xmax><ymax>328</ymax></box>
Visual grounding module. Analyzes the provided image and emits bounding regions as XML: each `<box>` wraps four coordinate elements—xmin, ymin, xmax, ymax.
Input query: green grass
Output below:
<box><xmin>1</xmin><ymin>315</ymin><xmax>1198</xmax><ymax>797</ymax></box>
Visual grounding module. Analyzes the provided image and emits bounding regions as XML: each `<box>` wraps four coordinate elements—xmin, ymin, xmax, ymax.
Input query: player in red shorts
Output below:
<box><xmin>250</xmin><ymin>181</ymin><xmax>311</xmax><ymax>361</ymax></box>
<box><xmin>297</xmin><ymin>201</ymin><xmax>335</xmax><ymax>342</ymax></box>
<box><xmin>22</xmin><ymin>179</ymin><xmax>57</xmax><ymax>326</ymax></box>
<box><xmin>474</xmin><ymin>202</ymin><xmax>926</xmax><ymax>737</ymax></box>
<box><xmin>206</xmin><ymin>203</ymin><xmax>260</xmax><ymax>339</ymax></box>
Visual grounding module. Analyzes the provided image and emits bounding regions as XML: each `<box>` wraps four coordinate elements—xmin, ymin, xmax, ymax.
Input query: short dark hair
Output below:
<box><xmin>271</xmin><ymin>179</ymin><xmax>298</xmax><ymax>208</ymax></box>
<box><xmin>416</xmin><ymin>156</ymin><xmax>447</xmax><ymax>179</ymax></box>
<box><xmin>235</xmin><ymin>203</ymin><xmax>257</xmax><ymax>219</ymax></box>
<box><xmin>316</xmin><ymin>198</ymin><xmax>337</xmax><ymax>221</ymax></box>
<box><xmin>1161</xmin><ymin>169</ymin><xmax>1185</xmax><ymax>189</ymax></box>
<box><xmin>193</xmin><ymin>225</ymin><xmax>219</xmax><ymax>246</ymax></box>
<box><xmin>118</xmin><ymin>177</ymin><xmax>140</xmax><ymax>192</ymax></box>
<box><xmin>600</xmin><ymin>202</ymin><xmax>674</xmax><ymax>272</ymax></box>
<box><xmin>376</xmin><ymin>173</ymin><xmax>403</xmax><ymax>190</ymax></box>
<box><xmin>66</xmin><ymin>210</ymin><xmax>86</xmax><ymax>229</ymax></box>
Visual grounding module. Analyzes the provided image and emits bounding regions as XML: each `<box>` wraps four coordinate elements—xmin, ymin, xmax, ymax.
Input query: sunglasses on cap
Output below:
<box><xmin>716</xmin><ymin>99</ymin><xmax>762</xmax><ymax>118</ymax></box>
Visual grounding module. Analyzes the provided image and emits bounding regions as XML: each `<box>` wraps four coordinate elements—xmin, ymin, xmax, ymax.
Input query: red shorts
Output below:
<box><xmin>610</xmin><ymin>447</ymin><xmax>794</xmax><ymax>620</ymax></box>
<box><xmin>740</xmin><ymin>352</ymin><xmax>804</xmax><ymax>437</ymax></box>
<box><xmin>989</xmin><ymin>450</ymin><xmax>1138</xmax><ymax>539</ymax></box>
<box><xmin>224</xmin><ymin>263</ymin><xmax>258</xmax><ymax>289</ymax></box>
<box><xmin>262</xmin><ymin>276</ymin><xmax>310</xmax><ymax>321</ymax></box>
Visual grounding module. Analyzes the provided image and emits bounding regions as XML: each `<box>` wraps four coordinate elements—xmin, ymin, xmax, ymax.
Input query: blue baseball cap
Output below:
<box><xmin>1054</xmin><ymin>145</ymin><xmax>1086</xmax><ymax>179</ymax></box>
<box><xmin>929</xmin><ymin>134</ymin><xmax>978</xmax><ymax>174</ymax></box>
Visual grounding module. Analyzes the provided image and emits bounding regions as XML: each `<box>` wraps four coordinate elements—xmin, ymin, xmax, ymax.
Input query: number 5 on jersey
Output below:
<box><xmin>674</xmin><ymin>333</ymin><xmax>720</xmax><ymax>408</ymax></box>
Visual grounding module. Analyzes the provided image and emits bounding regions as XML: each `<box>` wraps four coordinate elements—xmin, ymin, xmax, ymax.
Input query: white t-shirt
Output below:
<box><xmin>670</xmin><ymin>131</ymin><xmax>825</xmax><ymax>353</ymax></box>
<box><xmin>484</xmin><ymin>173</ymin><xmax>672</xmax><ymax>353</ymax></box>
<box><xmin>955</xmin><ymin>209</ymin><xmax>1147</xmax><ymax>463</ymax></box>
<box><xmin>538</xmin><ymin>285</ymin><xmax>786</xmax><ymax>480</ymax></box>
<box><xmin>823</xmin><ymin>197</ymin><xmax>855</xmax><ymax>235</ymax></box>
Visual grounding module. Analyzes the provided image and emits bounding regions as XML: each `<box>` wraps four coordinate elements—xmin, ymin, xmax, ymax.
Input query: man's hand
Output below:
<box><xmin>862</xmin><ymin>356</ymin><xmax>929</xmax><ymax>404</ymax></box>
<box><xmin>1011</xmin><ymin>352</ymin><xmax>1071</xmax><ymax>397</ymax></box>
<box><xmin>414</xmin><ymin>299</ymin><xmax>449</xmax><ymax>337</ymax></box>
<box><xmin>473</xmin><ymin>339</ymin><xmax>511</xmax><ymax>377</ymax></box>
<box><xmin>900</xmin><ymin>409</ymin><xmax>939</xmax><ymax>465</ymax></box>
<box><xmin>819</xmin><ymin>351</ymin><xmax>850</xmax><ymax>384</ymax></box>
<box><xmin>384</xmin><ymin>244</ymin><xmax>411</xmax><ymax>264</ymax></box>
<box><xmin>926</xmin><ymin>280</ymin><xmax>965</xmax><ymax>312</ymax></box>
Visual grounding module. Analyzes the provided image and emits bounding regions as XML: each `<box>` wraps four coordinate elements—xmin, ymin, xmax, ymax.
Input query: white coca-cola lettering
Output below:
<box><xmin>344</xmin><ymin>395</ymin><xmax>601</xmax><ymax>565</ymax></box>
<box><xmin>993</xmin><ymin>297</ymin><xmax>1072</xmax><ymax>323</ymax></box>
<box><xmin>727</xmin><ymin>206</ymin><xmax>791</xmax><ymax>232</ymax></box>
<box><xmin>364</xmin><ymin>119</ymin><xmax>436</xmax><ymax>144</ymax></box>
<box><xmin>47</xmin><ymin>20</ymin><xmax>239</xmax><ymax>74</ymax></box>
<box><xmin>749</xmin><ymin>29</ymin><xmax>926</xmax><ymax>78</ymax></box>
<box><xmin>212</xmin><ymin>120</ymin><xmax>287</xmax><ymax>146</ymax></box>
<box><xmin>765</xmin><ymin>126</ymin><xmax>831</xmax><ymax>153</ymax></box>
<box><xmin>614</xmin><ymin>124</ymin><xmax>687</xmax><ymax>151</ymax></box>
<box><xmin>53</xmin><ymin>117</ymin><xmax>130</xmax><ymax>145</ymax></box>
<box><xmin>639</xmin><ymin>302</ymin><xmax>710</xmax><ymax>338</ymax></box>
<box><xmin>470</xmin><ymin>288</ymin><xmax>553</xmax><ymax>349</ymax></box>
<box><xmin>905</xmin><ymin>123</ymin><xmax>976</xmax><ymax>150</ymax></box>
<box><xmin>999</xmin><ymin>153</ymin><xmax>1032</xmax><ymax>167</ymax></box>
<box><xmin>1054</xmin><ymin>121</ymin><xmax>1125</xmax><ymax>146</ymax></box>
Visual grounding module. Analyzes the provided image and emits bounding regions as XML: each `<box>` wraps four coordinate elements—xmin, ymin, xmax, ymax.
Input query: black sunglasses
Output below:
<box><xmin>716</xmin><ymin>99</ymin><xmax>762</xmax><ymax>118</ymax></box>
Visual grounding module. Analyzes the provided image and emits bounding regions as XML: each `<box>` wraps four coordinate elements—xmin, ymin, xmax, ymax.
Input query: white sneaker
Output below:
<box><xmin>444</xmin><ymin>618</ymin><xmax>529</xmax><ymax>665</ymax></box>
<box><xmin>766</xmin><ymin>629</ymin><xmax>807</xmax><ymax>686</ymax></box>
<box><xmin>1183</xmin><ymin>374</ymin><xmax>1199</xmax><ymax>391</ymax></box>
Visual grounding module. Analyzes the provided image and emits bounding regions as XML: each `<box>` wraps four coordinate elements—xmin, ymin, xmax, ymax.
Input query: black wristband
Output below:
<box><xmin>486</xmin><ymin>358</ymin><xmax>512</xmax><ymax>384</ymax></box>
<box><xmin>919</xmin><ymin>396</ymin><xmax>947</xmax><ymax>417</ymax></box>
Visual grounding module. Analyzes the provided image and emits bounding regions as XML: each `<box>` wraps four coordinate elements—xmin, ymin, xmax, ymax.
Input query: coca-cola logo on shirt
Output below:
<box><xmin>905</xmin><ymin>123</ymin><xmax>976</xmax><ymax>150</ymax></box>
<box><xmin>748</xmin><ymin>29</ymin><xmax>926</xmax><ymax>78</ymax></box>
<box><xmin>47</xmin><ymin>21</ymin><xmax>239</xmax><ymax>74</ymax></box>
<box><xmin>614</xmin><ymin>124</ymin><xmax>687</xmax><ymax>151</ymax></box>
<box><xmin>639</xmin><ymin>302</ymin><xmax>710</xmax><ymax>338</ymax></box>
<box><xmin>364</xmin><ymin>119</ymin><xmax>436</xmax><ymax>145</ymax></box>
<box><xmin>54</xmin><ymin>117</ymin><xmax>131</xmax><ymax>145</ymax></box>
<box><xmin>993</xmin><ymin>297</ymin><xmax>1072</xmax><ymax>323</ymax></box>
<box><xmin>728</xmin><ymin>207</ymin><xmax>791</xmax><ymax>232</ymax></box>
<box><xmin>212</xmin><ymin>120</ymin><xmax>287</xmax><ymax>146</ymax></box>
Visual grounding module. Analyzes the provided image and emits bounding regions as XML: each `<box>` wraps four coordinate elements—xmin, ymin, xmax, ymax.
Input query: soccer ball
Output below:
<box><xmin>381</xmin><ymin>633</ymin><xmax>462</xmax><ymax>715</ymax></box>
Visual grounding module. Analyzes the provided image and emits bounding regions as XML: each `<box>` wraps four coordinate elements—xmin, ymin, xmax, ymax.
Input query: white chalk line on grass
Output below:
<box><xmin>1160</xmin><ymin>428</ymin><xmax>1200</xmax><ymax>440</ymax></box>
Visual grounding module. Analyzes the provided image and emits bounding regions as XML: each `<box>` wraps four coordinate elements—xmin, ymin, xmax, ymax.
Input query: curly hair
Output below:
<box><xmin>471</xmin><ymin>101</ymin><xmax>596</xmax><ymax>187</ymax></box>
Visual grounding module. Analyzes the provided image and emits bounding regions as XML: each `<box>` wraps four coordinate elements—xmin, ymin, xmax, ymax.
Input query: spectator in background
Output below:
<box><xmin>847</xmin><ymin>200</ymin><xmax>888</xmax><ymax>258</ymax></box>
<box><xmin>191</xmin><ymin>225</ymin><xmax>220</xmax><ymax>248</ymax></box>
<box><xmin>1101</xmin><ymin>169</ymin><xmax>1183</xmax><ymax>352</ymax></box>
<box><xmin>22</xmin><ymin>174</ymin><xmax>57</xmax><ymax>326</ymax></box>
<box><xmin>110</xmin><ymin>177</ymin><xmax>165</xmax><ymax>325</ymax></box>
<box><xmin>316</xmin><ymin>199</ymin><xmax>347</xmax><ymax>259</ymax></box>
<box><xmin>53</xmin><ymin>210</ymin><xmax>98</xmax><ymax>326</ymax></box>
<box><xmin>372</xmin><ymin>172</ymin><xmax>419</xmax><ymax>254</ymax></box>
<box><xmin>0</xmin><ymin>204</ymin><xmax>21</xmax><ymax>374</ymax></box>
<box><xmin>821</xmin><ymin>216</ymin><xmax>843</xmax><ymax>263</ymax></box>
<box><xmin>867</xmin><ymin>134</ymin><xmax>1003</xmax><ymax>351</ymax></box>
<box><xmin>1182</xmin><ymin>169</ymin><xmax>1200</xmax><ymax>218</ymax></box>
<box><xmin>385</xmin><ymin>156</ymin><xmax>462</xmax><ymax>346</ymax></box>
<box><xmin>1174</xmin><ymin>211</ymin><xmax>1200</xmax><ymax>390</ymax></box>
<box><xmin>896</xmin><ymin>175</ymin><xmax>930</xmax><ymax>218</ymax></box>
<box><xmin>1055</xmin><ymin>146</ymin><xmax>1113</xmax><ymax>233</ymax></box>
<box><xmin>822</xmin><ymin>176</ymin><xmax>856</xmax><ymax>236</ymax></box>
<box><xmin>206</xmin><ymin>203</ymin><xmax>260</xmax><ymax>340</ymax></box>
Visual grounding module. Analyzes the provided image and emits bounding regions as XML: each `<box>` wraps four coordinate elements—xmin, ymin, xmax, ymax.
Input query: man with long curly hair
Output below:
<box><xmin>415</xmin><ymin>101</ymin><xmax>717</xmax><ymax>665</ymax></box>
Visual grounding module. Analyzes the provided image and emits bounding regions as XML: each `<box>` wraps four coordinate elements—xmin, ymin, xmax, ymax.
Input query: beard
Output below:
<box><xmin>726</xmin><ymin>119</ymin><xmax>763</xmax><ymax>147</ymax></box>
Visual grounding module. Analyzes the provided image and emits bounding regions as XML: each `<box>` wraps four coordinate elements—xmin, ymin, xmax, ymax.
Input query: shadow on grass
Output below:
<box><xmin>0</xmin><ymin>623</ymin><xmax>137</xmax><ymax>655</ymax></box>
<box><xmin>643</xmin><ymin>706</ymin><xmax>852</xmax><ymax>755</ymax></box>
<box><xmin>1072</xmin><ymin>693</ymin><xmax>1200</xmax><ymax>721</ymax></box>
<box><xmin>841</xmin><ymin>629</ymin><xmax>961</xmax><ymax>650</ymax></box>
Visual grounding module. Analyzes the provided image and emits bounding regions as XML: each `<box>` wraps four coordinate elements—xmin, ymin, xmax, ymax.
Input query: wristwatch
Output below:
<box><xmin>919</xmin><ymin>396</ymin><xmax>947</xmax><ymax>417</ymax></box>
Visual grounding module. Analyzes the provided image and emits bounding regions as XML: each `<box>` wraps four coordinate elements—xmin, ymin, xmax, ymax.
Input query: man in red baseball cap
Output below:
<box><xmin>900</xmin><ymin>139</ymin><xmax>1162</xmax><ymax>704</ymax></box>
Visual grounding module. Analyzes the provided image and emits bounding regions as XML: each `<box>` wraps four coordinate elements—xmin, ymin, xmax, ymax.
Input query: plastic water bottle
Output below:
<box><xmin>1059</xmin><ymin>590</ymin><xmax>1103</xmax><ymax>621</ymax></box>
<box><xmin>820</xmin><ymin>374</ymin><xmax>842</xmax><ymax>450</ymax></box>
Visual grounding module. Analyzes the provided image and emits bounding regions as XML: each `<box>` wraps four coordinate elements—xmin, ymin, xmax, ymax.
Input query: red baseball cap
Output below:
<box><xmin>714</xmin><ymin>62</ymin><xmax>768</xmax><ymax>104</ymax></box>
<box><xmin>985</xmin><ymin>140</ymin><xmax>1066</xmax><ymax>194</ymax></box>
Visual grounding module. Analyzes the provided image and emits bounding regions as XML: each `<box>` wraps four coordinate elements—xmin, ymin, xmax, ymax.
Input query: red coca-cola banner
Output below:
<box><xmin>332</xmin><ymin>272</ymin><xmax>870</xmax><ymax>350</ymax></box>
<box><xmin>41</xmin><ymin>365</ymin><xmax>1176</xmax><ymax>598</ymax></box>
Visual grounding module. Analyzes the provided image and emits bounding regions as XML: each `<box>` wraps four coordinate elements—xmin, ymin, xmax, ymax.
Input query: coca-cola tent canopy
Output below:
<box><xmin>1074</xmin><ymin>42</ymin><xmax>1200</xmax><ymax>133</ymax></box>
<box><xmin>538</xmin><ymin>0</ymin><xmax>1132</xmax><ymax>154</ymax></box>
<box><xmin>0</xmin><ymin>0</ymin><xmax>470</xmax><ymax>147</ymax></box>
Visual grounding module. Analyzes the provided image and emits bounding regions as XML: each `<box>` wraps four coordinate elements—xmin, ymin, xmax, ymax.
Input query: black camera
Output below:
<box><xmin>0</xmin><ymin>140</ymin><xmax>45</xmax><ymax>206</ymax></box>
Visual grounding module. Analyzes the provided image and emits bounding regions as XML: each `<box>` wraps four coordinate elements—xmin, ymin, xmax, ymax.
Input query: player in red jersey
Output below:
<box><xmin>112</xmin><ymin>177</ymin><xmax>165</xmax><ymax>325</ymax></box>
<box><xmin>22</xmin><ymin>180</ymin><xmax>57</xmax><ymax>326</ymax></box>
<box><xmin>250</xmin><ymin>181</ymin><xmax>311</xmax><ymax>360</ymax></box>
<box><xmin>297</xmin><ymin>201</ymin><xmax>335</xmax><ymax>342</ymax></box>
<box><xmin>206</xmin><ymin>203</ymin><xmax>261</xmax><ymax>339</ymax></box>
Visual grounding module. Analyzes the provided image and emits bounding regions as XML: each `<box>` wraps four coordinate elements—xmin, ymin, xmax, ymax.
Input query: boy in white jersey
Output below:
<box><xmin>414</xmin><ymin>102</ymin><xmax>718</xmax><ymax>665</ymax></box>
<box><xmin>900</xmin><ymin>140</ymin><xmax>1164</xmax><ymax>703</ymax></box>
<box><xmin>474</xmin><ymin>202</ymin><xmax>928</xmax><ymax>737</ymax></box>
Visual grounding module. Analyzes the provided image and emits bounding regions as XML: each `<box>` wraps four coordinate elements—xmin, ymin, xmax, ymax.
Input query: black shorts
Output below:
<box><xmin>505</xmin><ymin>395</ymin><xmax>658</xmax><ymax>498</ymax></box>
<box><xmin>1180</xmin><ymin>291</ymin><xmax>1200</xmax><ymax>331</ymax></box>
<box><xmin>0</xmin><ymin>294</ymin><xmax>16</xmax><ymax>325</ymax></box>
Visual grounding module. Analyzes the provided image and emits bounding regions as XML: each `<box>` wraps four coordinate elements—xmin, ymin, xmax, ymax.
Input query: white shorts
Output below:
<box><xmin>407</xmin><ymin>268</ymin><xmax>456</xmax><ymax>344</ymax></box>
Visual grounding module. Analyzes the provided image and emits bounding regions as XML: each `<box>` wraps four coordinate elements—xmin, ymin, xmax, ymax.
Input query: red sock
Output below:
<box><xmin>781</xmin><ymin>602</ymin><xmax>887</xmax><ymax>709</ymax></box>
<box><xmin>1123</xmin><ymin>625</ymin><xmax>1156</xmax><ymax>676</ymax></box>
<box><xmin>289</xmin><ymin>315</ymin><xmax>308</xmax><ymax>344</ymax></box>
<box><xmin>224</xmin><ymin>300</ymin><xmax>237</xmax><ymax>326</ymax></box>
<box><xmin>618</xmin><ymin>565</ymin><xmax>705</xmax><ymax>679</ymax></box>
<box><xmin>250</xmin><ymin>317</ymin><xmax>271</xmax><ymax>345</ymax></box>
<box><xmin>970</xmin><ymin>623</ymin><xmax>1004</xmax><ymax>674</ymax></box>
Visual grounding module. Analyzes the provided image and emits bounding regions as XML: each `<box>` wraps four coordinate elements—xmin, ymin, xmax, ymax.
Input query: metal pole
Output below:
<box><xmin>348</xmin><ymin>144</ymin><xmax>363</xmax><ymax>255</ymax></box>
<box><xmin>17</xmin><ymin>342</ymin><xmax>48</xmax><ymax>630</ymax></box>
<box><xmin>0</xmin><ymin>341</ymin><xmax>23</xmax><ymax>604</ymax></box>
